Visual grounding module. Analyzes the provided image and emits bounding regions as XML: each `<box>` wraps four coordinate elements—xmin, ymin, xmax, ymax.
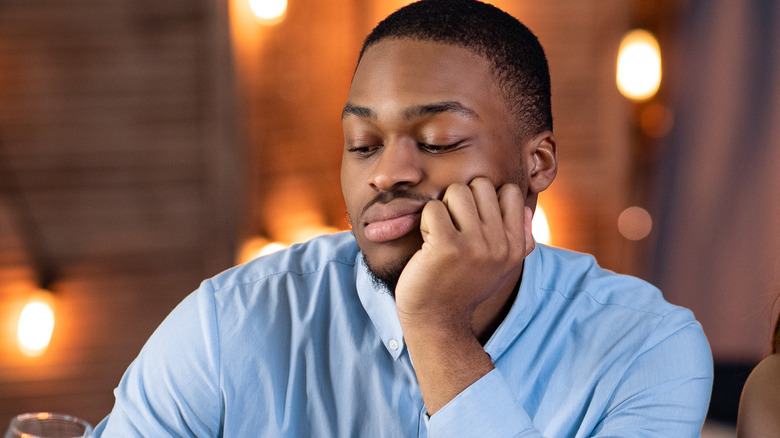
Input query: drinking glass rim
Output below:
<box><xmin>9</xmin><ymin>412</ymin><xmax>93</xmax><ymax>436</ymax></box>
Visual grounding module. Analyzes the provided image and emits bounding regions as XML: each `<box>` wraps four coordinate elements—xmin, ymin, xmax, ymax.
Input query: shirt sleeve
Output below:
<box><xmin>427</xmin><ymin>309</ymin><xmax>713</xmax><ymax>438</ymax></box>
<box><xmin>427</xmin><ymin>368</ymin><xmax>537</xmax><ymax>438</ymax></box>
<box><xmin>591</xmin><ymin>311</ymin><xmax>713</xmax><ymax>437</ymax></box>
<box><xmin>94</xmin><ymin>281</ymin><xmax>223</xmax><ymax>437</ymax></box>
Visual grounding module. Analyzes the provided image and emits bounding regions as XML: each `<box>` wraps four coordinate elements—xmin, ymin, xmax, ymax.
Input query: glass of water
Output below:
<box><xmin>5</xmin><ymin>412</ymin><xmax>93</xmax><ymax>438</ymax></box>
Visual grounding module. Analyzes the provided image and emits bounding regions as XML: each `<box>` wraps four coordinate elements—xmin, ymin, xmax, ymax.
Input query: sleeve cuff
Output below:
<box><xmin>427</xmin><ymin>368</ymin><xmax>536</xmax><ymax>438</ymax></box>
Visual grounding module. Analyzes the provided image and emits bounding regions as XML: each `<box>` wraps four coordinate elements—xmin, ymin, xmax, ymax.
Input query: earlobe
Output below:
<box><xmin>526</xmin><ymin>131</ymin><xmax>558</xmax><ymax>194</ymax></box>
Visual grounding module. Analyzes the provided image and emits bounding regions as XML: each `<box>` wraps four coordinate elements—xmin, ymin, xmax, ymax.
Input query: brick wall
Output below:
<box><xmin>0</xmin><ymin>0</ymin><xmax>239</xmax><ymax>426</ymax></box>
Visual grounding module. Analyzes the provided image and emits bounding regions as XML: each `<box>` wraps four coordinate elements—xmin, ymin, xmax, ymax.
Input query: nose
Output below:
<box><xmin>369</xmin><ymin>140</ymin><xmax>423</xmax><ymax>192</ymax></box>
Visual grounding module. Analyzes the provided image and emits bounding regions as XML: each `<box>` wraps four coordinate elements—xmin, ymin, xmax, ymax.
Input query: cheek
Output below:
<box><xmin>427</xmin><ymin>156</ymin><xmax>518</xmax><ymax>188</ymax></box>
<box><xmin>341</xmin><ymin>165</ymin><xmax>365</xmax><ymax>220</ymax></box>
<box><xmin>340</xmin><ymin>159</ymin><xmax>358</xmax><ymax>197</ymax></box>
<box><xmin>479</xmin><ymin>146</ymin><xmax>525</xmax><ymax>186</ymax></box>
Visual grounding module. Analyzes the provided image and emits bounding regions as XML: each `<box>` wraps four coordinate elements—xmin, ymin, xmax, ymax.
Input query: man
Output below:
<box><xmin>96</xmin><ymin>0</ymin><xmax>713</xmax><ymax>436</ymax></box>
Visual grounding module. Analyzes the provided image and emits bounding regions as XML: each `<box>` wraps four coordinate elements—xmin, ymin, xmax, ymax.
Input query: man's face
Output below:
<box><xmin>341</xmin><ymin>39</ymin><xmax>527</xmax><ymax>290</ymax></box>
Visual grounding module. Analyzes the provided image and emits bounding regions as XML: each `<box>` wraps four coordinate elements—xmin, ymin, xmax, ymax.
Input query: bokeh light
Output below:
<box><xmin>17</xmin><ymin>292</ymin><xmax>55</xmax><ymax>357</ymax></box>
<box><xmin>640</xmin><ymin>102</ymin><xmax>674</xmax><ymax>138</ymax></box>
<box><xmin>237</xmin><ymin>237</ymin><xmax>288</xmax><ymax>264</ymax></box>
<box><xmin>248</xmin><ymin>0</ymin><xmax>287</xmax><ymax>25</ymax></box>
<box><xmin>532</xmin><ymin>206</ymin><xmax>551</xmax><ymax>245</ymax></box>
<box><xmin>616</xmin><ymin>29</ymin><xmax>662</xmax><ymax>101</ymax></box>
<box><xmin>618</xmin><ymin>206</ymin><xmax>653</xmax><ymax>241</ymax></box>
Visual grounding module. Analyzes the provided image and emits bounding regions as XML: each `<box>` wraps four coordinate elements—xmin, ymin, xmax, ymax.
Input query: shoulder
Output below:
<box><xmin>532</xmin><ymin>245</ymin><xmax>709</xmax><ymax>358</ymax></box>
<box><xmin>191</xmin><ymin>232</ymin><xmax>362</xmax><ymax>335</ymax></box>
<box><xmin>207</xmin><ymin>231</ymin><xmax>359</xmax><ymax>292</ymax></box>
<box><xmin>191</xmin><ymin>231</ymin><xmax>360</xmax><ymax>327</ymax></box>
<box><xmin>534</xmin><ymin>244</ymin><xmax>670</xmax><ymax>314</ymax></box>
<box><xmin>738</xmin><ymin>354</ymin><xmax>780</xmax><ymax>437</ymax></box>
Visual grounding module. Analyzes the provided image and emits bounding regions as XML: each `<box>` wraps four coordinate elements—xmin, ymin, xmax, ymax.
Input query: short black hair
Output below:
<box><xmin>358</xmin><ymin>0</ymin><xmax>552</xmax><ymax>140</ymax></box>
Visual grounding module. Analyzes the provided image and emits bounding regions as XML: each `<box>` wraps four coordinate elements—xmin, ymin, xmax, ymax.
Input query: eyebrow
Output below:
<box><xmin>404</xmin><ymin>101</ymin><xmax>478</xmax><ymax>120</ymax></box>
<box><xmin>341</xmin><ymin>103</ymin><xmax>375</xmax><ymax>120</ymax></box>
<box><xmin>341</xmin><ymin>101</ymin><xmax>478</xmax><ymax>120</ymax></box>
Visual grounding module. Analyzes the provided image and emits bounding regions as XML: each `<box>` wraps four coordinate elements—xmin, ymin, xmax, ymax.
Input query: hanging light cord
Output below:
<box><xmin>0</xmin><ymin>135</ymin><xmax>56</xmax><ymax>290</ymax></box>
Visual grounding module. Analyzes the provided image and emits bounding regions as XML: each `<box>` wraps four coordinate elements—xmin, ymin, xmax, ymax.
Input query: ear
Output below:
<box><xmin>524</xmin><ymin>130</ymin><xmax>558</xmax><ymax>195</ymax></box>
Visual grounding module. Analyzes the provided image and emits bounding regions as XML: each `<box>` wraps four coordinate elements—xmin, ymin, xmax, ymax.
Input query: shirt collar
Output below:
<box><xmin>354</xmin><ymin>243</ymin><xmax>544</xmax><ymax>362</ymax></box>
<box><xmin>355</xmin><ymin>253</ymin><xmax>406</xmax><ymax>360</ymax></box>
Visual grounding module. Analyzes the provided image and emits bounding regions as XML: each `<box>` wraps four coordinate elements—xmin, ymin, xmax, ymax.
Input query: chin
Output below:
<box><xmin>362</xmin><ymin>252</ymin><xmax>414</xmax><ymax>296</ymax></box>
<box><xmin>354</xmin><ymin>231</ymin><xmax>421</xmax><ymax>295</ymax></box>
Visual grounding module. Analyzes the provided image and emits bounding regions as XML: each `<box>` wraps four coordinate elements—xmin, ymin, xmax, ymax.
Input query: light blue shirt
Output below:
<box><xmin>96</xmin><ymin>232</ymin><xmax>712</xmax><ymax>437</ymax></box>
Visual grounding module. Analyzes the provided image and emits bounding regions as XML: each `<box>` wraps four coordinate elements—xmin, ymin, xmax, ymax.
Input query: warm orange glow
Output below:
<box><xmin>258</xmin><ymin>242</ymin><xmax>288</xmax><ymax>257</ymax></box>
<box><xmin>262</xmin><ymin>178</ymin><xmax>341</xmax><ymax>245</ymax></box>
<box><xmin>371</xmin><ymin>1</ymin><xmax>416</xmax><ymax>24</ymax></box>
<box><xmin>640</xmin><ymin>102</ymin><xmax>674</xmax><ymax>138</ymax></box>
<box><xmin>532</xmin><ymin>205</ymin><xmax>551</xmax><ymax>245</ymax></box>
<box><xmin>617</xmin><ymin>29</ymin><xmax>662</xmax><ymax>101</ymax></box>
<box><xmin>236</xmin><ymin>225</ymin><xmax>342</xmax><ymax>265</ymax></box>
<box><xmin>237</xmin><ymin>237</ymin><xmax>287</xmax><ymax>264</ymax></box>
<box><xmin>17</xmin><ymin>291</ymin><xmax>55</xmax><ymax>357</ymax></box>
<box><xmin>248</xmin><ymin>0</ymin><xmax>287</xmax><ymax>25</ymax></box>
<box><xmin>618</xmin><ymin>206</ymin><xmax>653</xmax><ymax>241</ymax></box>
<box><xmin>229</xmin><ymin>0</ymin><xmax>267</xmax><ymax>68</ymax></box>
<box><xmin>288</xmin><ymin>225</ymin><xmax>340</xmax><ymax>244</ymax></box>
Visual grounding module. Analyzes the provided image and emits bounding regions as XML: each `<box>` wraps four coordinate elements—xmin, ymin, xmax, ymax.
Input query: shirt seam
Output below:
<box><xmin>210</xmin><ymin>258</ymin><xmax>357</xmax><ymax>294</ymax></box>
<box><xmin>541</xmin><ymin>286</ymin><xmax>669</xmax><ymax>318</ymax></box>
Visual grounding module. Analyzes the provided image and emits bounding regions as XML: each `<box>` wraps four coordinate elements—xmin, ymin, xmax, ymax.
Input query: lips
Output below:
<box><xmin>362</xmin><ymin>200</ymin><xmax>426</xmax><ymax>243</ymax></box>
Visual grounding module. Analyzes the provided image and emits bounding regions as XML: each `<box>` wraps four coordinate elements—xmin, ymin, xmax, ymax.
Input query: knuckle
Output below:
<box><xmin>450</xmin><ymin>182</ymin><xmax>469</xmax><ymax>195</ymax></box>
<box><xmin>469</xmin><ymin>177</ymin><xmax>492</xmax><ymax>188</ymax></box>
<box><xmin>497</xmin><ymin>184</ymin><xmax>522</xmax><ymax>201</ymax></box>
<box><xmin>443</xmin><ymin>183</ymin><xmax>468</xmax><ymax>201</ymax></box>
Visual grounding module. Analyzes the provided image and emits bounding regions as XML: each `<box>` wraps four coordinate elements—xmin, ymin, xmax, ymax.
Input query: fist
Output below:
<box><xmin>394</xmin><ymin>177</ymin><xmax>535</xmax><ymax>326</ymax></box>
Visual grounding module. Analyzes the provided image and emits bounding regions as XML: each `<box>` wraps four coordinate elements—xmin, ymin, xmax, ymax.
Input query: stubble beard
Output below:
<box><xmin>358</xmin><ymin>247</ymin><xmax>413</xmax><ymax>297</ymax></box>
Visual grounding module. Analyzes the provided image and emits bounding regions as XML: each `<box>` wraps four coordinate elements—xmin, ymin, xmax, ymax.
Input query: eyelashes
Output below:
<box><xmin>418</xmin><ymin>140</ymin><xmax>463</xmax><ymax>153</ymax></box>
<box><xmin>347</xmin><ymin>140</ymin><xmax>465</xmax><ymax>157</ymax></box>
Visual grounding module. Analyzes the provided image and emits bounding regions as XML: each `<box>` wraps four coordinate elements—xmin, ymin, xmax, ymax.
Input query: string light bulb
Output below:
<box><xmin>616</xmin><ymin>29</ymin><xmax>662</xmax><ymax>101</ymax></box>
<box><xmin>248</xmin><ymin>0</ymin><xmax>287</xmax><ymax>25</ymax></box>
<box><xmin>17</xmin><ymin>290</ymin><xmax>55</xmax><ymax>357</ymax></box>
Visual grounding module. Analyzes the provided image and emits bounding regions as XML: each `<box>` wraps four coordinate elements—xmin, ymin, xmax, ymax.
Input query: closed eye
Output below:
<box><xmin>418</xmin><ymin>140</ymin><xmax>464</xmax><ymax>154</ymax></box>
<box><xmin>347</xmin><ymin>144</ymin><xmax>382</xmax><ymax>157</ymax></box>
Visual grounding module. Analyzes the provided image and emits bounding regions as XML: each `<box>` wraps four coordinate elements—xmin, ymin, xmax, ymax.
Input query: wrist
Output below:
<box><xmin>397</xmin><ymin>307</ymin><xmax>475</xmax><ymax>340</ymax></box>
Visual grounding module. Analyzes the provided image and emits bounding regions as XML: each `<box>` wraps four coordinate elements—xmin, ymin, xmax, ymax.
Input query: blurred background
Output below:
<box><xmin>1</xmin><ymin>0</ymin><xmax>778</xmax><ymax>434</ymax></box>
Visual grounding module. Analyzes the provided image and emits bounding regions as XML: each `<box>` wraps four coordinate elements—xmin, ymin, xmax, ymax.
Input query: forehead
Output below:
<box><xmin>347</xmin><ymin>39</ymin><xmax>504</xmax><ymax>117</ymax></box>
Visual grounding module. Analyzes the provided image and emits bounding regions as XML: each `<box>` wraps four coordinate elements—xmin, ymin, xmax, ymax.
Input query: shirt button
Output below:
<box><xmin>389</xmin><ymin>339</ymin><xmax>400</xmax><ymax>350</ymax></box>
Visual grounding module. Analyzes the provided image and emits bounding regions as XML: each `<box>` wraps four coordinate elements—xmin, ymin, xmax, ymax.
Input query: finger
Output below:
<box><xmin>496</xmin><ymin>183</ymin><xmax>525</xmax><ymax>239</ymax></box>
<box><xmin>441</xmin><ymin>183</ymin><xmax>480</xmax><ymax>232</ymax></box>
<box><xmin>419</xmin><ymin>199</ymin><xmax>456</xmax><ymax>243</ymax></box>
<box><xmin>469</xmin><ymin>177</ymin><xmax>503</xmax><ymax>229</ymax></box>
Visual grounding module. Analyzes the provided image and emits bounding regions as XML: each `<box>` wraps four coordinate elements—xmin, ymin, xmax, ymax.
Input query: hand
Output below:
<box><xmin>394</xmin><ymin>177</ymin><xmax>534</xmax><ymax>413</ymax></box>
<box><xmin>395</xmin><ymin>177</ymin><xmax>534</xmax><ymax>329</ymax></box>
